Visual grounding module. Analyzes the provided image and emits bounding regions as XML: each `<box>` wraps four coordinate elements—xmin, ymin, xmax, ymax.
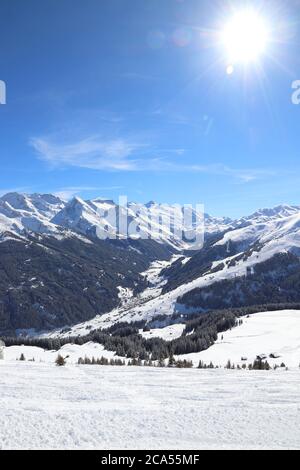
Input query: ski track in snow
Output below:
<box><xmin>0</xmin><ymin>363</ymin><xmax>299</xmax><ymax>450</ymax></box>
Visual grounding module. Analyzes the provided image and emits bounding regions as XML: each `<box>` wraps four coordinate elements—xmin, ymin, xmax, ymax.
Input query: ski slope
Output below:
<box><xmin>0</xmin><ymin>362</ymin><xmax>299</xmax><ymax>450</ymax></box>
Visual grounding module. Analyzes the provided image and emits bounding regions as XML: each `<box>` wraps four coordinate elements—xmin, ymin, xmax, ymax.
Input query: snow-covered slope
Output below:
<box><xmin>51</xmin><ymin>196</ymin><xmax>106</xmax><ymax>236</ymax></box>
<box><xmin>215</xmin><ymin>205</ymin><xmax>300</xmax><ymax>253</ymax></box>
<box><xmin>1</xmin><ymin>362</ymin><xmax>299</xmax><ymax>450</ymax></box>
<box><xmin>178</xmin><ymin>310</ymin><xmax>300</xmax><ymax>368</ymax></box>
<box><xmin>0</xmin><ymin>192</ymin><xmax>64</xmax><ymax>236</ymax></box>
<box><xmin>240</xmin><ymin>204</ymin><xmax>300</xmax><ymax>223</ymax></box>
<box><xmin>3</xmin><ymin>341</ymin><xmax>126</xmax><ymax>364</ymax></box>
<box><xmin>9</xmin><ymin>310</ymin><xmax>300</xmax><ymax>369</ymax></box>
<box><xmin>42</xmin><ymin>235</ymin><xmax>300</xmax><ymax>336</ymax></box>
<box><xmin>140</xmin><ymin>323</ymin><xmax>186</xmax><ymax>342</ymax></box>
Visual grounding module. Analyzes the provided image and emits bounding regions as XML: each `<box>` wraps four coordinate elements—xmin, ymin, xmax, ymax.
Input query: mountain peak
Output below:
<box><xmin>145</xmin><ymin>201</ymin><xmax>156</xmax><ymax>208</ymax></box>
<box><xmin>1</xmin><ymin>192</ymin><xmax>29</xmax><ymax>208</ymax></box>
<box><xmin>242</xmin><ymin>204</ymin><xmax>300</xmax><ymax>223</ymax></box>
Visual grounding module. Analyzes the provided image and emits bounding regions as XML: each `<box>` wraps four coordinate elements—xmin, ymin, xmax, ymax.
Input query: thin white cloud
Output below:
<box><xmin>186</xmin><ymin>164</ymin><xmax>275</xmax><ymax>183</ymax></box>
<box><xmin>30</xmin><ymin>135</ymin><xmax>142</xmax><ymax>171</ymax></box>
<box><xmin>53</xmin><ymin>186</ymin><xmax>123</xmax><ymax>200</ymax></box>
<box><xmin>137</xmin><ymin>160</ymin><xmax>274</xmax><ymax>182</ymax></box>
<box><xmin>30</xmin><ymin>134</ymin><xmax>274</xmax><ymax>183</ymax></box>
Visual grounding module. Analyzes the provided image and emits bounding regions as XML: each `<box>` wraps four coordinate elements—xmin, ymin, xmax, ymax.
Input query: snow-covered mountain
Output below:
<box><xmin>51</xmin><ymin>197</ymin><xmax>209</xmax><ymax>248</ymax></box>
<box><xmin>215</xmin><ymin>205</ymin><xmax>300</xmax><ymax>259</ymax></box>
<box><xmin>2</xmin><ymin>192</ymin><xmax>300</xmax><ymax>334</ymax></box>
<box><xmin>0</xmin><ymin>192</ymin><xmax>233</xmax><ymax>248</ymax></box>
<box><xmin>0</xmin><ymin>192</ymin><xmax>64</xmax><ymax>236</ymax></box>
<box><xmin>239</xmin><ymin>204</ymin><xmax>300</xmax><ymax>223</ymax></box>
<box><xmin>2</xmin><ymin>193</ymin><xmax>298</xmax><ymax>254</ymax></box>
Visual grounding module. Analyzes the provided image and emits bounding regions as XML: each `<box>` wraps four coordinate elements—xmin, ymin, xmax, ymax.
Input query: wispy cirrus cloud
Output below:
<box><xmin>53</xmin><ymin>185</ymin><xmax>123</xmax><ymax>200</ymax></box>
<box><xmin>30</xmin><ymin>135</ymin><xmax>144</xmax><ymax>171</ymax></box>
<box><xmin>185</xmin><ymin>164</ymin><xmax>275</xmax><ymax>183</ymax></box>
<box><xmin>30</xmin><ymin>134</ymin><xmax>274</xmax><ymax>183</ymax></box>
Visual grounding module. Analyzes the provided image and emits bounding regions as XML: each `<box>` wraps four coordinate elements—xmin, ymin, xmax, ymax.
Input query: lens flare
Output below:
<box><xmin>226</xmin><ymin>64</ymin><xmax>234</xmax><ymax>75</ymax></box>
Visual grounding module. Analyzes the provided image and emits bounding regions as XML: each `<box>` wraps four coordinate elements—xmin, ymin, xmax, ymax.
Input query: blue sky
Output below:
<box><xmin>0</xmin><ymin>0</ymin><xmax>300</xmax><ymax>218</ymax></box>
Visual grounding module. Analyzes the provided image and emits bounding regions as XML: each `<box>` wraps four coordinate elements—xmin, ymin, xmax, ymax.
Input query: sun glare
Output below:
<box><xmin>221</xmin><ymin>9</ymin><xmax>269</xmax><ymax>64</ymax></box>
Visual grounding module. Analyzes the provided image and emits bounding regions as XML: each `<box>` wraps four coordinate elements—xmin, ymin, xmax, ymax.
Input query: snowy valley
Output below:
<box><xmin>1</xmin><ymin>192</ymin><xmax>300</xmax><ymax>346</ymax></box>
<box><xmin>1</xmin><ymin>192</ymin><xmax>300</xmax><ymax>335</ymax></box>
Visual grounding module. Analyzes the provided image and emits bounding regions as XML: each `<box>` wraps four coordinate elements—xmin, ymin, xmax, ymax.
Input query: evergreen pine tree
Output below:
<box><xmin>168</xmin><ymin>353</ymin><xmax>176</xmax><ymax>368</ymax></box>
<box><xmin>158</xmin><ymin>356</ymin><xmax>165</xmax><ymax>367</ymax></box>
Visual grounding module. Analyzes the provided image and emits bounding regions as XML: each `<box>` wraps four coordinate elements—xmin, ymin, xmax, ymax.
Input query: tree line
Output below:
<box><xmin>2</xmin><ymin>302</ymin><xmax>298</xmax><ymax>362</ymax></box>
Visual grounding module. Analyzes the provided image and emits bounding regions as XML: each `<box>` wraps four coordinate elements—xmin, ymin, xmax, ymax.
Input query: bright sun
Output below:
<box><xmin>221</xmin><ymin>9</ymin><xmax>269</xmax><ymax>64</ymax></box>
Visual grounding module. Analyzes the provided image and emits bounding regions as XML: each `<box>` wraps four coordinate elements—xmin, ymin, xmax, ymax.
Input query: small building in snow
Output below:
<box><xmin>256</xmin><ymin>353</ymin><xmax>267</xmax><ymax>361</ymax></box>
<box><xmin>270</xmin><ymin>352</ymin><xmax>281</xmax><ymax>359</ymax></box>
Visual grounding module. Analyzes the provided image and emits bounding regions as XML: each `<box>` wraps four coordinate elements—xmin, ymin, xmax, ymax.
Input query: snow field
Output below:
<box><xmin>177</xmin><ymin>310</ymin><xmax>300</xmax><ymax>369</ymax></box>
<box><xmin>0</xmin><ymin>363</ymin><xmax>299</xmax><ymax>450</ymax></box>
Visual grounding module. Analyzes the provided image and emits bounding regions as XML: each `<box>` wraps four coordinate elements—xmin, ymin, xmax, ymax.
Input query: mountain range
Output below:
<box><xmin>1</xmin><ymin>192</ymin><xmax>300</xmax><ymax>335</ymax></box>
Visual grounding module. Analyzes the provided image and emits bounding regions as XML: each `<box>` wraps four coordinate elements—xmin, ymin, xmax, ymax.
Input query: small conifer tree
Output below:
<box><xmin>55</xmin><ymin>354</ymin><xmax>66</xmax><ymax>366</ymax></box>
